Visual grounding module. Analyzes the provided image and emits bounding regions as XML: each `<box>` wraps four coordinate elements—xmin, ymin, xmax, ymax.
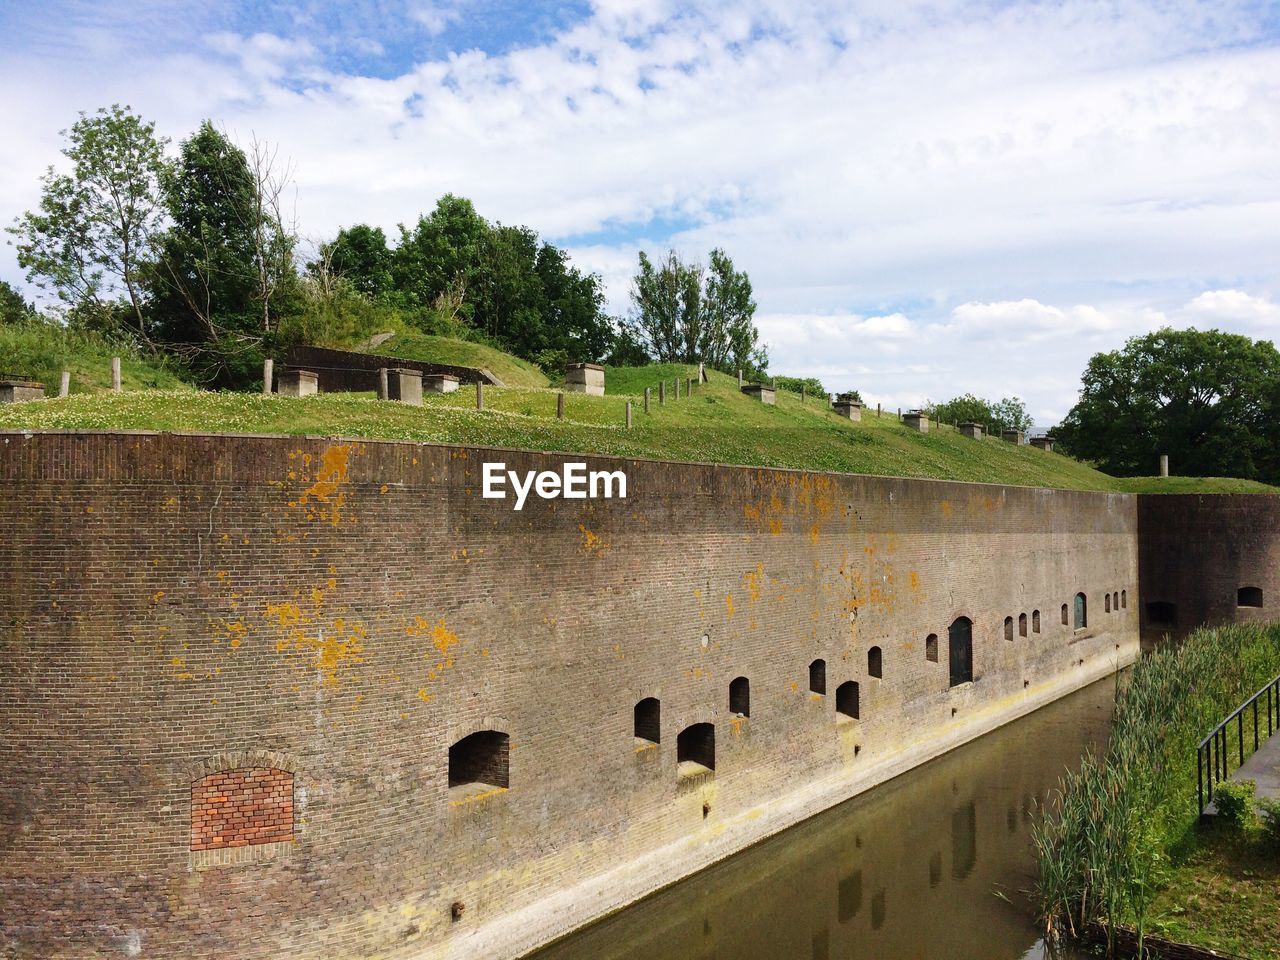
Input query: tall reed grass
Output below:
<box><xmin>1034</xmin><ymin>622</ymin><xmax>1280</xmax><ymax>952</ymax></box>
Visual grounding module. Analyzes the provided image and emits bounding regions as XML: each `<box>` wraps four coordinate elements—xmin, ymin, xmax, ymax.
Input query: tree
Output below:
<box><xmin>628</xmin><ymin>247</ymin><xmax>766</xmax><ymax>374</ymax></box>
<box><xmin>0</xmin><ymin>280</ymin><xmax>35</xmax><ymax>325</ymax></box>
<box><xmin>926</xmin><ymin>394</ymin><xmax>1033</xmax><ymax>435</ymax></box>
<box><xmin>146</xmin><ymin>122</ymin><xmax>299</xmax><ymax>384</ymax></box>
<box><xmin>392</xmin><ymin>194</ymin><xmax>488</xmax><ymax>313</ymax></box>
<box><xmin>1055</xmin><ymin>327</ymin><xmax>1280</xmax><ymax>481</ymax></box>
<box><xmin>317</xmin><ymin>224</ymin><xmax>393</xmax><ymax>300</ymax></box>
<box><xmin>8</xmin><ymin>105</ymin><xmax>169</xmax><ymax>342</ymax></box>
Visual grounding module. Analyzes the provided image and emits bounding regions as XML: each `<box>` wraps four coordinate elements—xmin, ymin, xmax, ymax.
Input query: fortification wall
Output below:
<box><xmin>1137</xmin><ymin>494</ymin><xmax>1280</xmax><ymax>644</ymax></box>
<box><xmin>0</xmin><ymin>432</ymin><xmax>1141</xmax><ymax>960</ymax></box>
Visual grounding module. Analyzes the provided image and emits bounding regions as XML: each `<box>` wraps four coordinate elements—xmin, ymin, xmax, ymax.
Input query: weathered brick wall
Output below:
<box><xmin>0</xmin><ymin>431</ymin><xmax>1145</xmax><ymax>960</ymax></box>
<box><xmin>191</xmin><ymin>768</ymin><xmax>294</xmax><ymax>851</ymax></box>
<box><xmin>1137</xmin><ymin>494</ymin><xmax>1280</xmax><ymax>644</ymax></box>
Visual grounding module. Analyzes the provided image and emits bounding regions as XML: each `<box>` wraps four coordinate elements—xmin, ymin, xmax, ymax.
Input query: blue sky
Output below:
<box><xmin>2</xmin><ymin>0</ymin><xmax>1280</xmax><ymax>425</ymax></box>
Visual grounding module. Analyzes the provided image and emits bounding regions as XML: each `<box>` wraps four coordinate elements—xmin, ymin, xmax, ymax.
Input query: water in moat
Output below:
<box><xmin>531</xmin><ymin>676</ymin><xmax>1117</xmax><ymax>960</ymax></box>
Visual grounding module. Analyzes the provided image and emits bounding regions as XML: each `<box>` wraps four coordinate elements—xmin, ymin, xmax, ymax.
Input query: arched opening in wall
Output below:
<box><xmin>838</xmin><ymin>869</ymin><xmax>863</xmax><ymax>922</ymax></box>
<box><xmin>1061</xmin><ymin>604</ymin><xmax>1068</xmax><ymax>626</ymax></box>
<box><xmin>809</xmin><ymin>659</ymin><xmax>827</xmax><ymax>695</ymax></box>
<box><xmin>867</xmin><ymin>646</ymin><xmax>883</xmax><ymax>678</ymax></box>
<box><xmin>1113</xmin><ymin>591</ymin><xmax>1119</xmax><ymax>610</ymax></box>
<box><xmin>1105</xmin><ymin>594</ymin><xmax>1111</xmax><ymax>613</ymax></box>
<box><xmin>729</xmin><ymin>677</ymin><xmax>750</xmax><ymax>717</ymax></box>
<box><xmin>634</xmin><ymin>698</ymin><xmax>661</xmax><ymax>745</ymax></box>
<box><xmin>836</xmin><ymin>680</ymin><xmax>860</xmax><ymax>720</ymax></box>
<box><xmin>1238</xmin><ymin>586</ymin><xmax>1264</xmax><ymax>608</ymax></box>
<box><xmin>1018</xmin><ymin>613</ymin><xmax>1028</xmax><ymax>637</ymax></box>
<box><xmin>1146</xmin><ymin>601</ymin><xmax>1177</xmax><ymax>628</ymax></box>
<box><xmin>1121</xmin><ymin>590</ymin><xmax>1127</xmax><ymax>609</ymax></box>
<box><xmin>677</xmin><ymin>723</ymin><xmax>715</xmax><ymax>776</ymax></box>
<box><xmin>949</xmin><ymin>617</ymin><xmax>973</xmax><ymax>687</ymax></box>
<box><xmin>448</xmin><ymin>731</ymin><xmax>509</xmax><ymax>792</ymax></box>
<box><xmin>1032</xmin><ymin>610</ymin><xmax>1041</xmax><ymax>634</ymax></box>
<box><xmin>191</xmin><ymin>767</ymin><xmax>294</xmax><ymax>852</ymax></box>
<box><xmin>1004</xmin><ymin>616</ymin><xmax>1014</xmax><ymax>642</ymax></box>
<box><xmin>1074</xmin><ymin>593</ymin><xmax>1087</xmax><ymax>629</ymax></box>
<box><xmin>925</xmin><ymin>634</ymin><xmax>939</xmax><ymax>663</ymax></box>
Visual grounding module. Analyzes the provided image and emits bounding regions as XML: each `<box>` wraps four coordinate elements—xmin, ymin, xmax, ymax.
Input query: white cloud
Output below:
<box><xmin>1183</xmin><ymin>289</ymin><xmax>1280</xmax><ymax>332</ymax></box>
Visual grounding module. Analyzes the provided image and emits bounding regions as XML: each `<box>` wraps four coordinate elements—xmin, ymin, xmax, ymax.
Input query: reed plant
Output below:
<box><xmin>1034</xmin><ymin>622</ymin><xmax>1280</xmax><ymax>952</ymax></box>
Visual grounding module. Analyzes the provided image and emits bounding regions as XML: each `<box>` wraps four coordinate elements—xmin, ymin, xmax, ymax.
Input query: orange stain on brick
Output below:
<box><xmin>299</xmin><ymin>445</ymin><xmax>352</xmax><ymax>526</ymax></box>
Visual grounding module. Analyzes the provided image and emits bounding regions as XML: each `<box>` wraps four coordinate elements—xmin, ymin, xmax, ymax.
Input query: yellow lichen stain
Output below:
<box><xmin>725</xmin><ymin>594</ymin><xmax>735</xmax><ymax>619</ymax></box>
<box><xmin>790</xmin><ymin>681</ymin><xmax>799</xmax><ymax>692</ymax></box>
<box><xmin>448</xmin><ymin>786</ymin><xmax>508</xmax><ymax>807</ymax></box>
<box><xmin>151</xmin><ymin>591</ymin><xmax>165</xmax><ymax>605</ymax></box>
<box><xmin>224</xmin><ymin>621</ymin><xmax>248</xmax><ymax>649</ymax></box>
<box><xmin>768</xmin><ymin>518</ymin><xmax>783</xmax><ymax>536</ymax></box>
<box><xmin>941</xmin><ymin>500</ymin><xmax>952</xmax><ymax>516</ymax></box>
<box><xmin>808</xmin><ymin>522</ymin><xmax>821</xmax><ymax>544</ymax></box>
<box><xmin>298</xmin><ymin>445</ymin><xmax>352</xmax><ymax>526</ymax></box>
<box><xmin>742</xmin><ymin>564</ymin><xmax>763</xmax><ymax>603</ymax></box>
<box><xmin>909</xmin><ymin>571</ymin><xmax>920</xmax><ymax>592</ymax></box>
<box><xmin>169</xmin><ymin>656</ymin><xmax>195</xmax><ymax>682</ymax></box>
<box><xmin>84</xmin><ymin>506</ymin><xmax>93</xmax><ymax>514</ymax></box>
<box><xmin>417</xmin><ymin>688</ymin><xmax>433</xmax><ymax>703</ymax></box>
<box><xmin>379</xmin><ymin>484</ymin><xmax>389</xmax><ymax>494</ymax></box>
<box><xmin>578</xmin><ymin>523</ymin><xmax>606</xmax><ymax>554</ymax></box>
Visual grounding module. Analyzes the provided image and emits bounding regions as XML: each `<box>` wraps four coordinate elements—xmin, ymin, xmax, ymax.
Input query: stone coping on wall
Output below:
<box><xmin>0</xmin><ymin>427</ymin><xmax>1159</xmax><ymax>496</ymax></box>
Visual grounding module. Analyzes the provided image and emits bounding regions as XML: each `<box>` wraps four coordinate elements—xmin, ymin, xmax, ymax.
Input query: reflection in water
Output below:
<box><xmin>531</xmin><ymin>678</ymin><xmax>1114</xmax><ymax>960</ymax></box>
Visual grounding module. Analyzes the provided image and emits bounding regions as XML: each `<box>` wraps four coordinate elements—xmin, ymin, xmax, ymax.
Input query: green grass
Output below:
<box><xmin>1112</xmin><ymin>476</ymin><xmax>1279</xmax><ymax>494</ymax></box>
<box><xmin>1</xmin><ymin>354</ymin><xmax>1277</xmax><ymax>494</ymax></box>
<box><xmin>0</xmin><ymin>323</ymin><xmax>191</xmax><ymax>394</ymax></box>
<box><xmin>1146</xmin><ymin>833</ymin><xmax>1280</xmax><ymax>958</ymax></box>
<box><xmin>371</xmin><ymin>330</ymin><xmax>550</xmax><ymax>388</ymax></box>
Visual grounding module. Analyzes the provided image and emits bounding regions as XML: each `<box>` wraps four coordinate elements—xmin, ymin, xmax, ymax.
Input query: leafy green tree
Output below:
<box><xmin>147</xmin><ymin>122</ymin><xmax>299</xmax><ymax>384</ymax></box>
<box><xmin>1056</xmin><ymin>327</ymin><xmax>1280</xmax><ymax>481</ymax></box>
<box><xmin>8</xmin><ymin>105</ymin><xmax>169</xmax><ymax>342</ymax></box>
<box><xmin>926</xmin><ymin>394</ymin><xmax>1033</xmax><ymax>434</ymax></box>
<box><xmin>0</xmin><ymin>280</ymin><xmax>35</xmax><ymax>325</ymax></box>
<box><xmin>627</xmin><ymin>247</ymin><xmax>766</xmax><ymax>374</ymax></box>
<box><xmin>774</xmin><ymin>375</ymin><xmax>830</xmax><ymax>398</ymax></box>
<box><xmin>392</xmin><ymin>194</ymin><xmax>488</xmax><ymax>312</ymax></box>
<box><xmin>317</xmin><ymin>224</ymin><xmax>393</xmax><ymax>300</ymax></box>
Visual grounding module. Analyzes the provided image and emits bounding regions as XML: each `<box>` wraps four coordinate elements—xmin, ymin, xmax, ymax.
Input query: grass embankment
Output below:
<box><xmin>370</xmin><ymin>330</ymin><xmax>551</xmax><ymax>388</ymax></box>
<box><xmin>0</xmin><ymin>363</ymin><xmax>1171</xmax><ymax>491</ymax></box>
<box><xmin>1034</xmin><ymin>622</ymin><xmax>1280</xmax><ymax>957</ymax></box>
<box><xmin>0</xmin><ymin>323</ymin><xmax>190</xmax><ymax>393</ymax></box>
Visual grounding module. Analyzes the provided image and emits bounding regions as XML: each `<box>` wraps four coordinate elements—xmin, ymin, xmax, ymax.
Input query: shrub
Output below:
<box><xmin>1212</xmin><ymin>779</ymin><xmax>1256</xmax><ymax>831</ymax></box>
<box><xmin>1258</xmin><ymin>797</ymin><xmax>1280</xmax><ymax>849</ymax></box>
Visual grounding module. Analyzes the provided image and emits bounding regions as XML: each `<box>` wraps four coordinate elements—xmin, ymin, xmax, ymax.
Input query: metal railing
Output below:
<box><xmin>1197</xmin><ymin>672</ymin><xmax>1280</xmax><ymax>816</ymax></box>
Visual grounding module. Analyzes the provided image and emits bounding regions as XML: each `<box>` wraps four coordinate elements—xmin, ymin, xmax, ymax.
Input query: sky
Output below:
<box><xmin>1</xmin><ymin>0</ymin><xmax>1279</xmax><ymax>426</ymax></box>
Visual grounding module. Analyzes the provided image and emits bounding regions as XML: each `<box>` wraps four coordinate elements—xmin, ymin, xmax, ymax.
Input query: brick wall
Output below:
<box><xmin>191</xmin><ymin>768</ymin><xmax>294</xmax><ymax>851</ymax></box>
<box><xmin>0</xmin><ymin>431</ymin><xmax>1160</xmax><ymax>960</ymax></box>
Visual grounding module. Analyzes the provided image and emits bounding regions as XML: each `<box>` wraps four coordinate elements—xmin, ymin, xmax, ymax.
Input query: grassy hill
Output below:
<box><xmin>369</xmin><ymin>330</ymin><xmax>550</xmax><ymax>388</ymax></box>
<box><xmin>2</xmin><ymin>352</ymin><xmax>1274</xmax><ymax>494</ymax></box>
<box><xmin>0</xmin><ymin>323</ymin><xmax>191</xmax><ymax>394</ymax></box>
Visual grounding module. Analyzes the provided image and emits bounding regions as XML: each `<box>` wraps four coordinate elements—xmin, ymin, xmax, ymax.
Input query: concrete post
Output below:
<box><xmin>643</xmin><ymin>387</ymin><xmax>650</xmax><ymax>413</ymax></box>
<box><xmin>737</xmin><ymin>369</ymin><xmax>743</xmax><ymax>387</ymax></box>
<box><xmin>626</xmin><ymin>401</ymin><xmax>632</xmax><ymax>430</ymax></box>
<box><xmin>476</xmin><ymin>382</ymin><xmax>484</xmax><ymax>411</ymax></box>
<box><xmin>556</xmin><ymin>392</ymin><xmax>564</xmax><ymax>419</ymax></box>
<box><xmin>658</xmin><ymin>381</ymin><xmax>665</xmax><ymax>405</ymax></box>
<box><xmin>111</xmin><ymin>357</ymin><xmax>121</xmax><ymax>393</ymax></box>
<box><xmin>897</xmin><ymin>407</ymin><xmax>901</xmax><ymax>420</ymax></box>
<box><xmin>262</xmin><ymin>358</ymin><xmax>274</xmax><ymax>395</ymax></box>
<box><xmin>877</xmin><ymin>403</ymin><xmax>881</xmax><ymax>418</ymax></box>
<box><xmin>698</xmin><ymin>362</ymin><xmax>705</xmax><ymax>383</ymax></box>
<box><xmin>687</xmin><ymin>377</ymin><xmax>692</xmax><ymax>396</ymax></box>
<box><xmin>1160</xmin><ymin>455</ymin><xmax>1169</xmax><ymax>477</ymax></box>
<box><xmin>59</xmin><ymin>370</ymin><xmax>71</xmax><ymax>398</ymax></box>
<box><xmin>377</xmin><ymin>367</ymin><xmax>389</xmax><ymax>400</ymax></box>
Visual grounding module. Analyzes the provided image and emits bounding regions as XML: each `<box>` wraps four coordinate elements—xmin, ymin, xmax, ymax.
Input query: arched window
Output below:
<box><xmin>1032</xmin><ymin>610</ymin><xmax>1041</xmax><ymax>633</ymax></box>
<box><xmin>925</xmin><ymin>633</ymin><xmax>939</xmax><ymax>662</ymax></box>
<box><xmin>1146</xmin><ymin>601</ymin><xmax>1177</xmax><ymax>628</ymax></box>
<box><xmin>449</xmin><ymin>730</ymin><xmax>509</xmax><ymax>791</ymax></box>
<box><xmin>1060</xmin><ymin>603</ymin><xmax>1068</xmax><ymax>625</ymax></box>
<box><xmin>1113</xmin><ymin>592</ymin><xmax>1119</xmax><ymax>610</ymax></box>
<box><xmin>729</xmin><ymin>677</ymin><xmax>750</xmax><ymax>717</ymax></box>
<box><xmin>836</xmin><ymin>680</ymin><xmax>860</xmax><ymax>719</ymax></box>
<box><xmin>191</xmin><ymin>767</ymin><xmax>293</xmax><ymax>852</ymax></box>
<box><xmin>1121</xmin><ymin>590</ymin><xmax>1127</xmax><ymax>609</ymax></box>
<box><xmin>949</xmin><ymin>617</ymin><xmax>973</xmax><ymax>687</ymax></box>
<box><xmin>1003</xmin><ymin>616</ymin><xmax>1014</xmax><ymax>642</ymax></box>
<box><xmin>1074</xmin><ymin>593</ymin><xmax>1087</xmax><ymax>629</ymax></box>
<box><xmin>867</xmin><ymin>646</ymin><xmax>883</xmax><ymax>678</ymax></box>
<box><xmin>634</xmin><ymin>698</ymin><xmax>660</xmax><ymax>745</ymax></box>
<box><xmin>1105</xmin><ymin>594</ymin><xmax>1111</xmax><ymax>613</ymax></box>
<box><xmin>677</xmin><ymin>723</ymin><xmax>715</xmax><ymax>774</ymax></box>
<box><xmin>1238</xmin><ymin>586</ymin><xmax>1264</xmax><ymax>608</ymax></box>
<box><xmin>809</xmin><ymin>659</ymin><xmax>826</xmax><ymax>695</ymax></box>
<box><xmin>1018</xmin><ymin>613</ymin><xmax>1028</xmax><ymax>637</ymax></box>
